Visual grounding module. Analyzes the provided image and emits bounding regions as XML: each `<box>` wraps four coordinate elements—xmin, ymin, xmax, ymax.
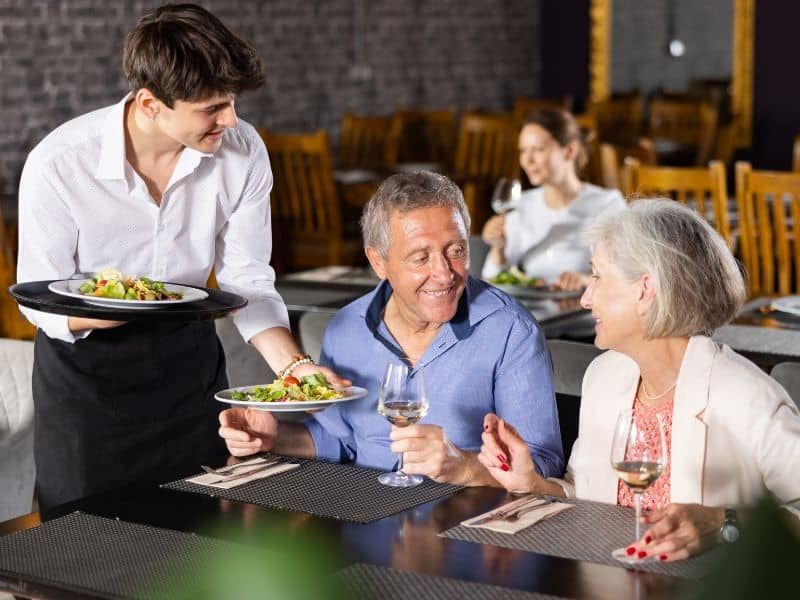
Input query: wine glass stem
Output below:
<box><xmin>634</xmin><ymin>492</ymin><xmax>642</xmax><ymax>541</ymax></box>
<box><xmin>396</xmin><ymin>451</ymin><xmax>405</xmax><ymax>476</ymax></box>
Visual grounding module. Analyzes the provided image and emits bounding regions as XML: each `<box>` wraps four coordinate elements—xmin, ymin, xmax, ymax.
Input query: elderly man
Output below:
<box><xmin>219</xmin><ymin>172</ymin><xmax>563</xmax><ymax>485</ymax></box>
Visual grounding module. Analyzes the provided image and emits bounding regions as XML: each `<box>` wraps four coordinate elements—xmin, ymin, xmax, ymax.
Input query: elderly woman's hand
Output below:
<box><xmin>627</xmin><ymin>503</ymin><xmax>723</xmax><ymax>562</ymax></box>
<box><xmin>481</xmin><ymin>215</ymin><xmax>506</xmax><ymax>248</ymax></box>
<box><xmin>478</xmin><ymin>414</ymin><xmax>542</xmax><ymax>492</ymax></box>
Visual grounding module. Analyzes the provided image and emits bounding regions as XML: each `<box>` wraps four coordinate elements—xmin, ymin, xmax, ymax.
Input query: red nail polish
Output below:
<box><xmin>500</xmin><ymin>463</ymin><xmax>510</xmax><ymax>472</ymax></box>
<box><xmin>626</xmin><ymin>546</ymin><xmax>636</xmax><ymax>556</ymax></box>
<box><xmin>637</xmin><ymin>551</ymin><xmax>647</xmax><ymax>559</ymax></box>
<box><xmin>659</xmin><ymin>554</ymin><xmax>668</xmax><ymax>561</ymax></box>
<box><xmin>645</xmin><ymin>535</ymin><xmax>652</xmax><ymax>544</ymax></box>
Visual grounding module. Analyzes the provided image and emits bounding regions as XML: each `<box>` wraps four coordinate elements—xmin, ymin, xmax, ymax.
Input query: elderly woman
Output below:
<box><xmin>481</xmin><ymin>108</ymin><xmax>624</xmax><ymax>290</ymax></box>
<box><xmin>479</xmin><ymin>199</ymin><xmax>800</xmax><ymax>561</ymax></box>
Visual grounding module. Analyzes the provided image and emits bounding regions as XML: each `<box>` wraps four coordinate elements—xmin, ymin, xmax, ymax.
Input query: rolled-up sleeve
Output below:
<box><xmin>494</xmin><ymin>313</ymin><xmax>564</xmax><ymax>477</ymax></box>
<box><xmin>214</xmin><ymin>134</ymin><xmax>290</xmax><ymax>342</ymax></box>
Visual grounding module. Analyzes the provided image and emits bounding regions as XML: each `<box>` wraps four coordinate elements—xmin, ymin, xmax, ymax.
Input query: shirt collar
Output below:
<box><xmin>94</xmin><ymin>94</ymin><xmax>215</xmax><ymax>182</ymax></box>
<box><xmin>362</xmin><ymin>275</ymin><xmax>500</xmax><ymax>343</ymax></box>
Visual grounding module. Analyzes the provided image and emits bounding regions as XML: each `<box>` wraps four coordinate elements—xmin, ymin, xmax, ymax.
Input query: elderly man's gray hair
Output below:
<box><xmin>583</xmin><ymin>199</ymin><xmax>747</xmax><ymax>338</ymax></box>
<box><xmin>360</xmin><ymin>171</ymin><xmax>471</xmax><ymax>258</ymax></box>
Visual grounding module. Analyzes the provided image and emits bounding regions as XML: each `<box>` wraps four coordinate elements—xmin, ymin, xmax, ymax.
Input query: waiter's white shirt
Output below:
<box><xmin>17</xmin><ymin>95</ymin><xmax>289</xmax><ymax>343</ymax></box>
<box><xmin>482</xmin><ymin>184</ymin><xmax>625</xmax><ymax>282</ymax></box>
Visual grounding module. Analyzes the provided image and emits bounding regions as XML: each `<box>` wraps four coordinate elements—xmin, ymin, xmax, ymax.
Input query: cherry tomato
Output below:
<box><xmin>98</xmin><ymin>279</ymin><xmax>107</xmax><ymax>286</ymax></box>
<box><xmin>283</xmin><ymin>376</ymin><xmax>300</xmax><ymax>386</ymax></box>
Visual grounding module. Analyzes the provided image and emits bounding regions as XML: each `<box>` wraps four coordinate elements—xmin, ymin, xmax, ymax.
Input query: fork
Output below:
<box><xmin>205</xmin><ymin>460</ymin><xmax>283</xmax><ymax>484</ymax></box>
<box><xmin>200</xmin><ymin>458</ymin><xmax>278</xmax><ymax>476</ymax></box>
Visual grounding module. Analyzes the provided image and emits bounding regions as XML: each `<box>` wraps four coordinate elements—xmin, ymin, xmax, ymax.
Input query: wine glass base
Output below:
<box><xmin>611</xmin><ymin>547</ymin><xmax>650</xmax><ymax>564</ymax></box>
<box><xmin>378</xmin><ymin>471</ymin><xmax>423</xmax><ymax>487</ymax></box>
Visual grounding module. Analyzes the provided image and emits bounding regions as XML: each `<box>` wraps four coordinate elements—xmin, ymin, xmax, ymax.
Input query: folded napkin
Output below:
<box><xmin>462</xmin><ymin>497</ymin><xmax>573</xmax><ymax>534</ymax></box>
<box><xmin>186</xmin><ymin>457</ymin><xmax>299</xmax><ymax>490</ymax></box>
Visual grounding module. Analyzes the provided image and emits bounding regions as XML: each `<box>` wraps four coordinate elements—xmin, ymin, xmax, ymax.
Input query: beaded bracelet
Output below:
<box><xmin>278</xmin><ymin>354</ymin><xmax>315</xmax><ymax>378</ymax></box>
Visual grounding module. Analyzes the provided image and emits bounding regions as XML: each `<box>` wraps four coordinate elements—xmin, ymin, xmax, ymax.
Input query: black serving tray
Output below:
<box><xmin>9</xmin><ymin>280</ymin><xmax>247</xmax><ymax>322</ymax></box>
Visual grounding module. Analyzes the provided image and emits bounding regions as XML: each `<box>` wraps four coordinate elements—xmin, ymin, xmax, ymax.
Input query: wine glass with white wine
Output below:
<box><xmin>377</xmin><ymin>362</ymin><xmax>429</xmax><ymax>487</ymax></box>
<box><xmin>490</xmin><ymin>178</ymin><xmax>522</xmax><ymax>215</ymax></box>
<box><xmin>610</xmin><ymin>409</ymin><xmax>667</xmax><ymax>563</ymax></box>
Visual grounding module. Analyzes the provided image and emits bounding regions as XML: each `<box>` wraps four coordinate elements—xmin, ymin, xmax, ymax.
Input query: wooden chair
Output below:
<box><xmin>623</xmin><ymin>159</ymin><xmax>732</xmax><ymax>248</ymax></box>
<box><xmin>589</xmin><ymin>95</ymin><xmax>644</xmax><ymax>145</ymax></box>
<box><xmin>338</xmin><ymin>112</ymin><xmax>402</xmax><ymax>171</ymax></box>
<box><xmin>735</xmin><ymin>162</ymin><xmax>800</xmax><ymax>296</ymax></box>
<box><xmin>647</xmin><ymin>98</ymin><xmax>719</xmax><ymax>166</ymax></box>
<box><xmin>453</xmin><ymin>113</ymin><xmax>518</xmax><ymax>232</ymax></box>
<box><xmin>600</xmin><ymin>138</ymin><xmax>657</xmax><ymax>193</ymax></box>
<box><xmin>512</xmin><ymin>96</ymin><xmax>573</xmax><ymax>124</ymax></box>
<box><xmin>395</xmin><ymin>108</ymin><xmax>457</xmax><ymax>168</ymax></box>
<box><xmin>0</xmin><ymin>210</ymin><xmax>34</xmax><ymax>340</ymax></box>
<box><xmin>258</xmin><ymin>129</ymin><xmax>363</xmax><ymax>273</ymax></box>
<box><xmin>793</xmin><ymin>134</ymin><xmax>800</xmax><ymax>173</ymax></box>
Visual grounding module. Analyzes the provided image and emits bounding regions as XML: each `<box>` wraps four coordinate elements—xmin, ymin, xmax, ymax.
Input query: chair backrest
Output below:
<box><xmin>395</xmin><ymin>108</ymin><xmax>457</xmax><ymax>167</ymax></box>
<box><xmin>735</xmin><ymin>161</ymin><xmax>800</xmax><ymax>296</ymax></box>
<box><xmin>647</xmin><ymin>98</ymin><xmax>719</xmax><ymax>166</ymax></box>
<box><xmin>215</xmin><ymin>317</ymin><xmax>275</xmax><ymax>386</ymax></box>
<box><xmin>600</xmin><ymin>138</ymin><xmax>657</xmax><ymax>192</ymax></box>
<box><xmin>623</xmin><ymin>158</ymin><xmax>732</xmax><ymax>248</ymax></box>
<box><xmin>770</xmin><ymin>362</ymin><xmax>800</xmax><ymax>411</ymax></box>
<box><xmin>468</xmin><ymin>235</ymin><xmax>490</xmax><ymax>278</ymax></box>
<box><xmin>298</xmin><ymin>311</ymin><xmax>335</xmax><ymax>363</ymax></box>
<box><xmin>0</xmin><ymin>338</ymin><xmax>35</xmax><ymax>522</ymax></box>
<box><xmin>339</xmin><ymin>113</ymin><xmax>402</xmax><ymax>171</ymax></box>
<box><xmin>0</xmin><ymin>209</ymin><xmax>34</xmax><ymax>340</ymax></box>
<box><xmin>589</xmin><ymin>95</ymin><xmax>644</xmax><ymax>144</ymax></box>
<box><xmin>512</xmin><ymin>96</ymin><xmax>573</xmax><ymax>124</ymax></box>
<box><xmin>259</xmin><ymin>129</ymin><xmax>347</xmax><ymax>270</ymax></box>
<box><xmin>453</xmin><ymin>113</ymin><xmax>518</xmax><ymax>182</ymax></box>
<box><xmin>546</xmin><ymin>339</ymin><xmax>603</xmax><ymax>459</ymax></box>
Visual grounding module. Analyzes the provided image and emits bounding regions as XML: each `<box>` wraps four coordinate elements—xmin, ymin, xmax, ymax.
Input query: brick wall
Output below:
<box><xmin>0</xmin><ymin>0</ymin><xmax>541</xmax><ymax>201</ymax></box>
<box><xmin>611</xmin><ymin>0</ymin><xmax>732</xmax><ymax>95</ymax></box>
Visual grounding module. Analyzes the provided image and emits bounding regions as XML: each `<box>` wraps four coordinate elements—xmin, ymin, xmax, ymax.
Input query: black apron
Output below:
<box><xmin>32</xmin><ymin>320</ymin><xmax>229</xmax><ymax>512</ymax></box>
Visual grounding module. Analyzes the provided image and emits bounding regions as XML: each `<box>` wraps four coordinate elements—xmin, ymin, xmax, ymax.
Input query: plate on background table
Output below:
<box><xmin>48</xmin><ymin>279</ymin><xmax>208</xmax><ymax>309</ymax></box>
<box><xmin>491</xmin><ymin>282</ymin><xmax>583</xmax><ymax>300</ymax></box>
<box><xmin>215</xmin><ymin>385</ymin><xmax>369</xmax><ymax>413</ymax></box>
<box><xmin>772</xmin><ymin>296</ymin><xmax>800</xmax><ymax>317</ymax></box>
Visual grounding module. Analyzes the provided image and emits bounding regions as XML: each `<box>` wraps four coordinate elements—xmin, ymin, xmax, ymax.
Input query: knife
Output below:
<box><xmin>469</xmin><ymin>496</ymin><xmax>551</xmax><ymax>525</ymax></box>
<box><xmin>206</xmin><ymin>460</ymin><xmax>284</xmax><ymax>484</ymax></box>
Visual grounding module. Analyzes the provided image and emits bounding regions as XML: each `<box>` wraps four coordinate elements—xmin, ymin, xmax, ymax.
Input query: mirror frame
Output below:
<box><xmin>589</xmin><ymin>0</ymin><xmax>753</xmax><ymax>147</ymax></box>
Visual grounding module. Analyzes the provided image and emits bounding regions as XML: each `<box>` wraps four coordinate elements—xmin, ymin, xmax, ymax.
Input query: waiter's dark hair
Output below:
<box><xmin>122</xmin><ymin>3</ymin><xmax>265</xmax><ymax>107</ymax></box>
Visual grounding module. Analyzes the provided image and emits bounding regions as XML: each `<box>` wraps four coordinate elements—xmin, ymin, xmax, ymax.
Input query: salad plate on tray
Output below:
<box><xmin>48</xmin><ymin>279</ymin><xmax>207</xmax><ymax>309</ymax></box>
<box><xmin>216</xmin><ymin>384</ymin><xmax>368</xmax><ymax>413</ymax></box>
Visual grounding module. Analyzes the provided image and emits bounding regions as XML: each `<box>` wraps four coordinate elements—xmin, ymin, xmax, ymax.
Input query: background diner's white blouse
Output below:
<box><xmin>482</xmin><ymin>184</ymin><xmax>625</xmax><ymax>282</ymax></box>
<box><xmin>17</xmin><ymin>95</ymin><xmax>289</xmax><ymax>343</ymax></box>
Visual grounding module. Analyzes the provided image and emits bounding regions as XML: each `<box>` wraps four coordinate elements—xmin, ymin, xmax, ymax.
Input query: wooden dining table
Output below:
<box><xmin>0</xmin><ymin>465</ymin><xmax>690</xmax><ymax>600</ymax></box>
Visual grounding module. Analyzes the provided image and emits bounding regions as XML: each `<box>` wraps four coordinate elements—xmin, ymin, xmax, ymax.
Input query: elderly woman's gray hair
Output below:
<box><xmin>360</xmin><ymin>171</ymin><xmax>471</xmax><ymax>258</ymax></box>
<box><xmin>583</xmin><ymin>199</ymin><xmax>747</xmax><ymax>338</ymax></box>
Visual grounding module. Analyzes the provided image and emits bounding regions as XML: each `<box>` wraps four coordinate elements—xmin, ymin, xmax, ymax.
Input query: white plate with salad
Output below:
<box><xmin>49</xmin><ymin>269</ymin><xmax>207</xmax><ymax>309</ymax></box>
<box><xmin>215</xmin><ymin>373</ymin><xmax>368</xmax><ymax>413</ymax></box>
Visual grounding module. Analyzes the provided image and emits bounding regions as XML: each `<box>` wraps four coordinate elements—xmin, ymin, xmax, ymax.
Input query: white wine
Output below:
<box><xmin>612</xmin><ymin>461</ymin><xmax>663</xmax><ymax>492</ymax></box>
<box><xmin>379</xmin><ymin>400</ymin><xmax>428</xmax><ymax>427</ymax></box>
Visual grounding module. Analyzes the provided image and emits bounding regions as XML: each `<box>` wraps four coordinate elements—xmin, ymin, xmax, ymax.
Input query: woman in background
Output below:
<box><xmin>481</xmin><ymin>108</ymin><xmax>625</xmax><ymax>290</ymax></box>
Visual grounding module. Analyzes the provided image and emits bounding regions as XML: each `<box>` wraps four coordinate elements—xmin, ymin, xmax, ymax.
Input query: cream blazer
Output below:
<box><xmin>558</xmin><ymin>336</ymin><xmax>800</xmax><ymax>511</ymax></box>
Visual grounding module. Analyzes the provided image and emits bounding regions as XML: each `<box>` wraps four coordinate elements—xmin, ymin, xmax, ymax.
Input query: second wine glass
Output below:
<box><xmin>491</xmin><ymin>178</ymin><xmax>522</xmax><ymax>215</ymax></box>
<box><xmin>377</xmin><ymin>363</ymin><xmax>429</xmax><ymax>488</ymax></box>
<box><xmin>610</xmin><ymin>408</ymin><xmax>667</xmax><ymax>563</ymax></box>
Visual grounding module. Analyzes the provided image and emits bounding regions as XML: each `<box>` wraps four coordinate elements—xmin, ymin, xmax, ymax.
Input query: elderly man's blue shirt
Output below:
<box><xmin>305</xmin><ymin>276</ymin><xmax>564</xmax><ymax>477</ymax></box>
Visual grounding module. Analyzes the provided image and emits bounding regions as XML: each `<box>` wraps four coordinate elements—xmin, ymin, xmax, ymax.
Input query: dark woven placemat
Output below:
<box><xmin>441</xmin><ymin>498</ymin><xmax>716</xmax><ymax>579</ymax></box>
<box><xmin>335</xmin><ymin>563</ymin><xmax>567</xmax><ymax>600</ymax></box>
<box><xmin>163</xmin><ymin>456</ymin><xmax>462</xmax><ymax>524</ymax></box>
<box><xmin>0</xmin><ymin>511</ymin><xmax>236</xmax><ymax>599</ymax></box>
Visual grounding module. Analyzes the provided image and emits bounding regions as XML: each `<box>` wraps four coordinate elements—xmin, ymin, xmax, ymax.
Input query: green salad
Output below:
<box><xmin>489</xmin><ymin>266</ymin><xmax>544</xmax><ymax>287</ymax></box>
<box><xmin>78</xmin><ymin>268</ymin><xmax>183</xmax><ymax>301</ymax></box>
<box><xmin>231</xmin><ymin>373</ymin><xmax>344</xmax><ymax>403</ymax></box>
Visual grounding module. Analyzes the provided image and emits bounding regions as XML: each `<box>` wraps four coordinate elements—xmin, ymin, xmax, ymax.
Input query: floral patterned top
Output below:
<box><xmin>617</xmin><ymin>390</ymin><xmax>674</xmax><ymax>511</ymax></box>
